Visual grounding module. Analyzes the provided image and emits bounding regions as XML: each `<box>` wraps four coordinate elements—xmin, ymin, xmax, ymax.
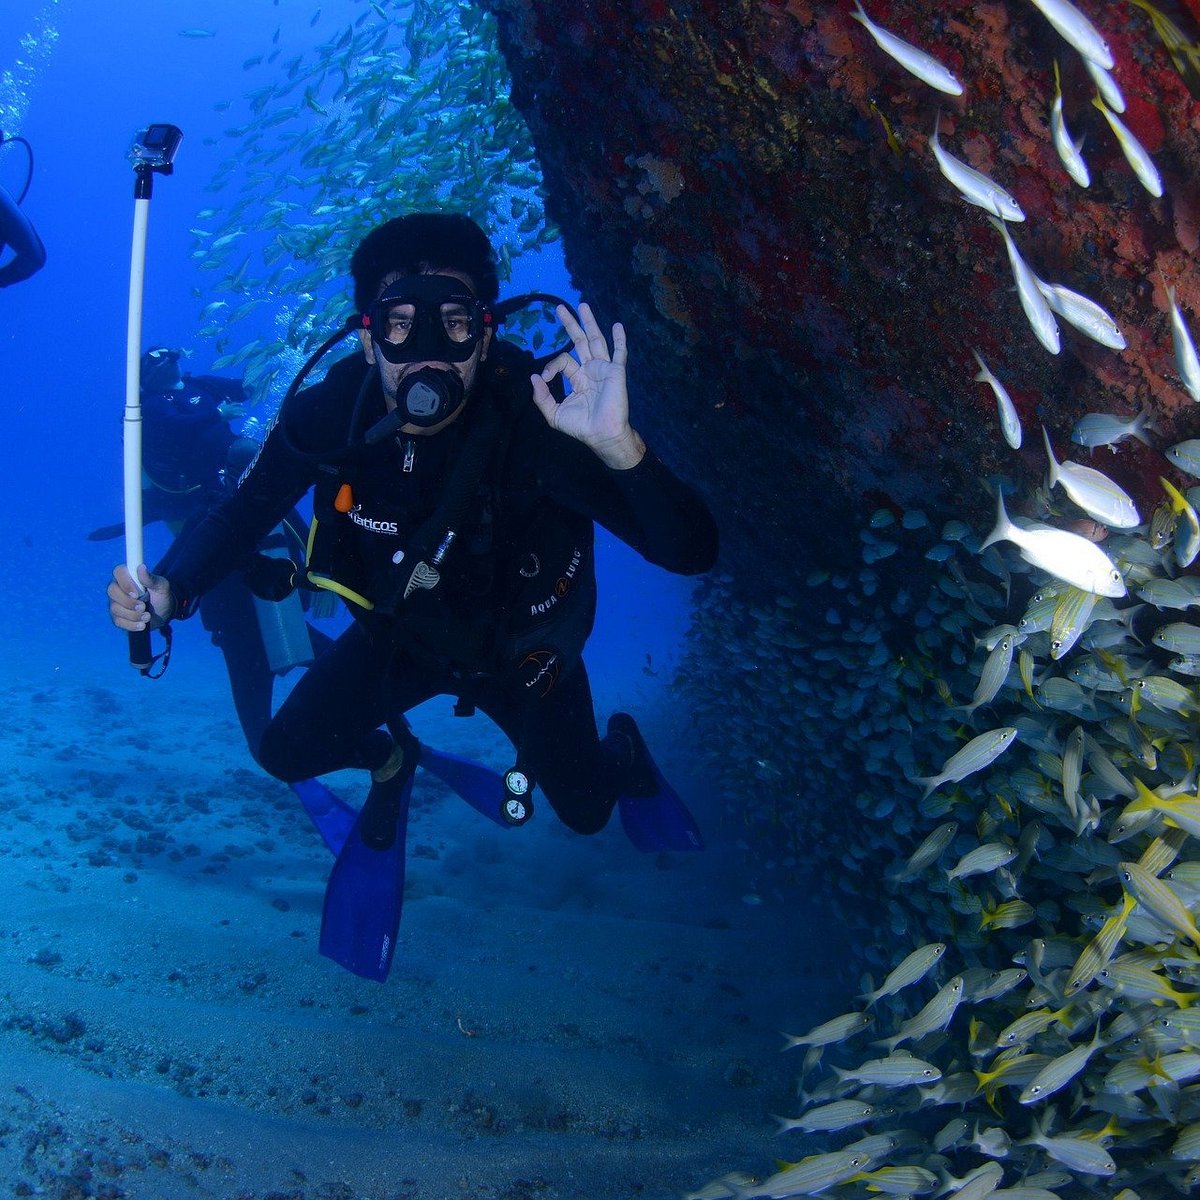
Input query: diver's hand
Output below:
<box><xmin>108</xmin><ymin>564</ymin><xmax>175</xmax><ymax>632</ymax></box>
<box><xmin>530</xmin><ymin>302</ymin><xmax>646</xmax><ymax>469</ymax></box>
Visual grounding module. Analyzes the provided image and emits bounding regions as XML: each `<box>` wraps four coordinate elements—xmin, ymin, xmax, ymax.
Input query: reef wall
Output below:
<box><xmin>482</xmin><ymin>0</ymin><xmax>1200</xmax><ymax>578</ymax></box>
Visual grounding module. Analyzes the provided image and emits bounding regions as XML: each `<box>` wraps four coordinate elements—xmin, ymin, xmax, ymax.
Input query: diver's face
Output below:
<box><xmin>358</xmin><ymin>269</ymin><xmax>492</xmax><ymax>436</ymax></box>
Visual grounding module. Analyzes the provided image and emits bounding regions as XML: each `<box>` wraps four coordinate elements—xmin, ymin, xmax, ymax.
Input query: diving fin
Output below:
<box><xmin>609</xmin><ymin>713</ymin><xmax>704</xmax><ymax>852</ymax></box>
<box><xmin>419</xmin><ymin>745</ymin><xmax>514</xmax><ymax>828</ymax></box>
<box><xmin>318</xmin><ymin>768</ymin><xmax>413</xmax><ymax>982</ymax></box>
<box><xmin>295</xmin><ymin>748</ymin><xmax>514</xmax><ymax>859</ymax></box>
<box><xmin>292</xmin><ymin>778</ymin><xmax>356</xmax><ymax>855</ymax></box>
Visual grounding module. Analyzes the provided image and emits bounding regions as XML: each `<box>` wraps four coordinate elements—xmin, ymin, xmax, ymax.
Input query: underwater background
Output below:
<box><xmin>6</xmin><ymin>0</ymin><xmax>1200</xmax><ymax>1198</ymax></box>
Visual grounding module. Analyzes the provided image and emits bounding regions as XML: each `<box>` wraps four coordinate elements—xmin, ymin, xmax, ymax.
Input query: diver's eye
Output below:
<box><xmin>384</xmin><ymin>305</ymin><xmax>415</xmax><ymax>342</ymax></box>
<box><xmin>441</xmin><ymin>306</ymin><xmax>472</xmax><ymax>341</ymax></box>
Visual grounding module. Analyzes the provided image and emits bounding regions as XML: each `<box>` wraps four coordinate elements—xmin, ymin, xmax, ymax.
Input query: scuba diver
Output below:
<box><xmin>0</xmin><ymin>131</ymin><xmax>46</xmax><ymax>288</ymax></box>
<box><xmin>92</xmin><ymin>347</ymin><xmax>331</xmax><ymax>763</ymax></box>
<box><xmin>107</xmin><ymin>212</ymin><xmax>718</xmax><ymax>981</ymax></box>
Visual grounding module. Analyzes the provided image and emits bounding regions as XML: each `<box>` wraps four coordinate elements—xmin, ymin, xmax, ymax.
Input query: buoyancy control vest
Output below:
<box><xmin>303</xmin><ymin>341</ymin><xmax>597</xmax><ymax>695</ymax></box>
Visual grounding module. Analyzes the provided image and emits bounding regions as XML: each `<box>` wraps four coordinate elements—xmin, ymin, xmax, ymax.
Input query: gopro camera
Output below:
<box><xmin>128</xmin><ymin>124</ymin><xmax>183</xmax><ymax>173</ymax></box>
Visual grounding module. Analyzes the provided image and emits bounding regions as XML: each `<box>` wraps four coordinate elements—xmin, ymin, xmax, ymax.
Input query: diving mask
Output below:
<box><xmin>364</xmin><ymin>274</ymin><xmax>491</xmax><ymax>365</ymax></box>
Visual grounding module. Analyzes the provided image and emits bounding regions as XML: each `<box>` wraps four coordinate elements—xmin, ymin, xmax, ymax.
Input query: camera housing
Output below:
<box><xmin>128</xmin><ymin>124</ymin><xmax>183</xmax><ymax>173</ymax></box>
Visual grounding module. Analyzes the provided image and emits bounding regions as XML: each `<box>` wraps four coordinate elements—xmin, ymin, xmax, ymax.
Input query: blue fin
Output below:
<box><xmin>419</xmin><ymin>745</ymin><xmax>513</xmax><ymax>828</ymax></box>
<box><xmin>611</xmin><ymin>716</ymin><xmax>704</xmax><ymax>852</ymax></box>
<box><xmin>291</xmin><ymin>778</ymin><xmax>356</xmax><ymax>855</ymax></box>
<box><xmin>318</xmin><ymin>770</ymin><xmax>413</xmax><ymax>982</ymax></box>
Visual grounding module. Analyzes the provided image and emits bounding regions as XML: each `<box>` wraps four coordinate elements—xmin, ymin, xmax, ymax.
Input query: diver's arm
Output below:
<box><xmin>151</xmin><ymin>417</ymin><xmax>311</xmax><ymax>617</ymax></box>
<box><xmin>0</xmin><ymin>184</ymin><xmax>45</xmax><ymax>288</ymax></box>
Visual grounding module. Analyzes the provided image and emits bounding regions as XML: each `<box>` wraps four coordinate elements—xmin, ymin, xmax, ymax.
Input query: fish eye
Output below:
<box><xmin>1027</xmin><ymin>1084</ymin><xmax>1042</xmax><ymax>1097</ymax></box>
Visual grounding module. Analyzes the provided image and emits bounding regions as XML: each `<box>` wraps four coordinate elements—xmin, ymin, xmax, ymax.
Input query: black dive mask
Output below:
<box><xmin>364</xmin><ymin>274</ymin><xmax>490</xmax><ymax>365</ymax></box>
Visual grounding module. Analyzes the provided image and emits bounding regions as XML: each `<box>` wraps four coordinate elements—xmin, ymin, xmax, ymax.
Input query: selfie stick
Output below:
<box><xmin>124</xmin><ymin>124</ymin><xmax>182</xmax><ymax>672</ymax></box>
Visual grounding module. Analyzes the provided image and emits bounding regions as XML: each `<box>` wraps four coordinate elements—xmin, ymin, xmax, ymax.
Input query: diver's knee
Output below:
<box><xmin>256</xmin><ymin>722</ymin><xmax>298</xmax><ymax>782</ymax></box>
<box><xmin>555</xmin><ymin>799</ymin><xmax>614</xmax><ymax>837</ymax></box>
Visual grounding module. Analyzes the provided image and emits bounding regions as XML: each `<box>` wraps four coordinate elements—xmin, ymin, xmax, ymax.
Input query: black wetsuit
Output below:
<box><xmin>0</xmin><ymin>182</ymin><xmax>45</xmax><ymax>288</ymax></box>
<box><xmin>158</xmin><ymin>341</ymin><xmax>718</xmax><ymax>832</ymax></box>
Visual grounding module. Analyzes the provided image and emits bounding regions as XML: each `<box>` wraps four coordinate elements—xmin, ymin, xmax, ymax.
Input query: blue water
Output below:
<box><xmin>0</xmin><ymin>5</ymin><xmax>814</xmax><ymax>1196</ymax></box>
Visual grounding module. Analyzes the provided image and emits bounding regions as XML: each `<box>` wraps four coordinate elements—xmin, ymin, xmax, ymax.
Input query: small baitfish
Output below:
<box><xmin>850</xmin><ymin>1</ymin><xmax>964</xmax><ymax>95</ymax></box>
<box><xmin>1026</xmin><ymin>0</ymin><xmax>1114</xmax><ymax>69</ymax></box>
<box><xmin>980</xmin><ymin>490</ymin><xmax>1126</xmax><ymax>597</ymax></box>
<box><xmin>1093</xmin><ymin>95</ymin><xmax>1163</xmax><ymax>197</ymax></box>
<box><xmin>1035</xmin><ymin>280</ymin><xmax>1125</xmax><ymax>350</ymax></box>
<box><xmin>1165</xmin><ymin>283</ymin><xmax>1200</xmax><ymax>402</ymax></box>
<box><xmin>913</xmin><ymin>727</ymin><xmax>1019</xmax><ymax>797</ymax></box>
<box><xmin>1071</xmin><ymin>408</ymin><xmax>1154</xmax><ymax>449</ymax></box>
<box><xmin>1049</xmin><ymin>60</ymin><xmax>1090</xmax><ymax>187</ymax></box>
<box><xmin>861</xmin><ymin>942</ymin><xmax>947</xmax><ymax>1005</ymax></box>
<box><xmin>1167</xmin><ymin>439</ymin><xmax>1200</xmax><ymax>477</ymax></box>
<box><xmin>1041</xmin><ymin>427</ymin><xmax>1140</xmax><ymax>528</ymax></box>
<box><xmin>1161</xmin><ymin>476</ymin><xmax>1200</xmax><ymax>567</ymax></box>
<box><xmin>931</xmin><ymin>118</ymin><xmax>1025</xmax><ymax>221</ymax></box>
<box><xmin>989</xmin><ymin>218</ymin><xmax>1060</xmax><ymax>354</ymax></box>
<box><xmin>973</xmin><ymin>352</ymin><xmax>1022</xmax><ymax>449</ymax></box>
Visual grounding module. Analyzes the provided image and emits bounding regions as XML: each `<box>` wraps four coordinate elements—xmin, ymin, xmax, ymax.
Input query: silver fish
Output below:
<box><xmin>1166</xmin><ymin>284</ymin><xmax>1200</xmax><ymax>403</ymax></box>
<box><xmin>932</xmin><ymin>119</ymin><xmax>1025</xmax><ymax>221</ymax></box>
<box><xmin>861</xmin><ymin>942</ymin><xmax>947</xmax><ymax>1005</ymax></box>
<box><xmin>892</xmin><ymin>823</ymin><xmax>957</xmax><ymax>881</ymax></box>
<box><xmin>876</xmin><ymin>976</ymin><xmax>965</xmax><ymax>1051</ymax></box>
<box><xmin>1071</xmin><ymin>409</ymin><xmax>1154</xmax><ymax>449</ymax></box>
<box><xmin>1021</xmin><ymin>1119</ymin><xmax>1116</xmax><ymax>1175</ymax></box>
<box><xmin>774</xmin><ymin>1099</ymin><xmax>880</xmax><ymax>1133</ymax></box>
<box><xmin>914</xmin><ymin>727</ymin><xmax>1019</xmax><ymax>797</ymax></box>
<box><xmin>980</xmin><ymin>491</ymin><xmax>1125</xmax><ymax>597</ymax></box>
<box><xmin>1083</xmin><ymin>55</ymin><xmax>1125</xmax><ymax>113</ymax></box>
<box><xmin>1035</xmin><ymin>280</ymin><xmax>1125</xmax><ymax>350</ymax></box>
<box><xmin>1093</xmin><ymin>95</ymin><xmax>1163</xmax><ymax>198</ymax></box>
<box><xmin>1166</xmin><ymin>439</ymin><xmax>1200</xmax><ymax>478</ymax></box>
<box><xmin>738</xmin><ymin>1148</ymin><xmax>872</xmax><ymax>1199</ymax></box>
<box><xmin>947</xmin><ymin>842</ymin><xmax>1018</xmax><ymax>881</ymax></box>
<box><xmin>973</xmin><ymin>351</ymin><xmax>1023</xmax><ymax>449</ymax></box>
<box><xmin>989</xmin><ymin>218</ymin><xmax>1060</xmax><ymax>354</ymax></box>
<box><xmin>1041</xmin><ymin>427</ymin><xmax>1140</xmax><ymax>528</ymax></box>
<box><xmin>1050</xmin><ymin>588</ymin><xmax>1099</xmax><ymax>660</ymax></box>
<box><xmin>1018</xmin><ymin>1023</ymin><xmax>1105</xmax><ymax>1103</ymax></box>
<box><xmin>834</xmin><ymin>1054</ymin><xmax>942</xmax><ymax>1088</ymax></box>
<box><xmin>850</xmin><ymin>1</ymin><xmax>964</xmax><ymax>96</ymax></box>
<box><xmin>1027</xmin><ymin>0</ymin><xmax>1114</xmax><ymax>69</ymax></box>
<box><xmin>961</xmin><ymin>635</ymin><xmax>1015</xmax><ymax>713</ymax></box>
<box><xmin>782</xmin><ymin>1009</ymin><xmax>874</xmax><ymax>1049</ymax></box>
<box><xmin>1049</xmin><ymin>60</ymin><xmax>1089</xmax><ymax>187</ymax></box>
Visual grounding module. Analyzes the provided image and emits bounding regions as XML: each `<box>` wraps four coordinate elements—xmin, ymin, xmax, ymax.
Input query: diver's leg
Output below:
<box><xmin>257</xmin><ymin>623</ymin><xmax>396</xmax><ymax>781</ymax></box>
<box><xmin>472</xmin><ymin>663</ymin><xmax>625</xmax><ymax>835</ymax></box>
<box><xmin>199</xmin><ymin>577</ymin><xmax>274</xmax><ymax>764</ymax></box>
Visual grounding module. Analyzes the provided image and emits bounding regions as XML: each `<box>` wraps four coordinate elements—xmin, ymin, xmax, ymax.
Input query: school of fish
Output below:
<box><xmin>190</xmin><ymin>0</ymin><xmax>551</xmax><ymax>407</ymax></box>
<box><xmin>677</xmin><ymin>0</ymin><xmax>1200</xmax><ymax>1196</ymax></box>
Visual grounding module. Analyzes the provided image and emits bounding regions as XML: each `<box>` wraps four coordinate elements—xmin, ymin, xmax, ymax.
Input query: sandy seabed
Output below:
<box><xmin>0</xmin><ymin>641</ymin><xmax>838</xmax><ymax>1200</ymax></box>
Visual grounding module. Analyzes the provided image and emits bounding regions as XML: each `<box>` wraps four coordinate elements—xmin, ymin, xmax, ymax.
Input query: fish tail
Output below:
<box><xmin>1161</xmin><ymin>476</ymin><xmax>1189</xmax><ymax>514</ymax></box>
<box><xmin>979</xmin><ymin>489</ymin><xmax>1011</xmax><ymax>553</ymax></box>
<box><xmin>1041</xmin><ymin>425</ymin><xmax>1061</xmax><ymax>481</ymax></box>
